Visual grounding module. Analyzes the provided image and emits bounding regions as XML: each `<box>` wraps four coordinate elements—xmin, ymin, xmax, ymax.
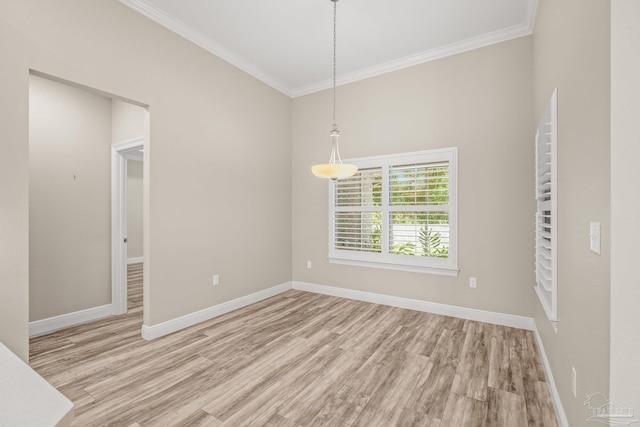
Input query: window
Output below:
<box><xmin>535</xmin><ymin>89</ymin><xmax>558</xmax><ymax>330</ymax></box>
<box><xmin>328</xmin><ymin>148</ymin><xmax>458</xmax><ymax>276</ymax></box>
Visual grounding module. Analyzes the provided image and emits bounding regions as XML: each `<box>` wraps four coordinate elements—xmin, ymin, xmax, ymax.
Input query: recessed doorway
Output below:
<box><xmin>28</xmin><ymin>71</ymin><xmax>148</xmax><ymax>338</ymax></box>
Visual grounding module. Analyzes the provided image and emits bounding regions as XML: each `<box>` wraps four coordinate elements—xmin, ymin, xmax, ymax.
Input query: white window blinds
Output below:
<box><xmin>334</xmin><ymin>167</ymin><xmax>382</xmax><ymax>253</ymax></box>
<box><xmin>329</xmin><ymin>148</ymin><xmax>458</xmax><ymax>276</ymax></box>
<box><xmin>535</xmin><ymin>89</ymin><xmax>558</xmax><ymax>328</ymax></box>
<box><xmin>388</xmin><ymin>163</ymin><xmax>450</xmax><ymax>258</ymax></box>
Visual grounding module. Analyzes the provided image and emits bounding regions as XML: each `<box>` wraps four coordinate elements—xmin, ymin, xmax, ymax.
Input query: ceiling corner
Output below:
<box><xmin>118</xmin><ymin>0</ymin><xmax>294</xmax><ymax>98</ymax></box>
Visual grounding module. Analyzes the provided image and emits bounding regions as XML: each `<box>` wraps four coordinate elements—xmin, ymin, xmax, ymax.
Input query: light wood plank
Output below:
<box><xmin>451</xmin><ymin>321</ymin><xmax>490</xmax><ymax>401</ymax></box>
<box><xmin>29</xmin><ymin>267</ymin><xmax>558</xmax><ymax>426</ymax></box>
<box><xmin>484</xmin><ymin>387</ymin><xmax>528</xmax><ymax>427</ymax></box>
<box><xmin>440</xmin><ymin>392</ymin><xmax>487</xmax><ymax>427</ymax></box>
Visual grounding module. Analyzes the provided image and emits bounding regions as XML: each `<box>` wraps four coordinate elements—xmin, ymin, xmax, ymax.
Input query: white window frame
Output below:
<box><xmin>327</xmin><ymin>147</ymin><xmax>458</xmax><ymax>276</ymax></box>
<box><xmin>535</xmin><ymin>89</ymin><xmax>558</xmax><ymax>331</ymax></box>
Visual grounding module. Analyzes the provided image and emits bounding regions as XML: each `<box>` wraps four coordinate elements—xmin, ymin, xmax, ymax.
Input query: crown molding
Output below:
<box><xmin>292</xmin><ymin>20</ymin><xmax>535</xmax><ymax>97</ymax></box>
<box><xmin>120</xmin><ymin>0</ymin><xmax>538</xmax><ymax>100</ymax></box>
<box><xmin>526</xmin><ymin>0</ymin><xmax>540</xmax><ymax>33</ymax></box>
<box><xmin>118</xmin><ymin>0</ymin><xmax>294</xmax><ymax>97</ymax></box>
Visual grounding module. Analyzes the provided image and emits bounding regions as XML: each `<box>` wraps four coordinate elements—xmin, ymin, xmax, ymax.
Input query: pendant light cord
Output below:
<box><xmin>332</xmin><ymin>0</ymin><xmax>338</xmax><ymax>132</ymax></box>
<box><xmin>311</xmin><ymin>0</ymin><xmax>357</xmax><ymax>180</ymax></box>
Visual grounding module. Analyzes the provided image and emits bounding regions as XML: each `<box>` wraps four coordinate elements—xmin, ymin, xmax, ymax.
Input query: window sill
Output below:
<box><xmin>328</xmin><ymin>257</ymin><xmax>459</xmax><ymax>277</ymax></box>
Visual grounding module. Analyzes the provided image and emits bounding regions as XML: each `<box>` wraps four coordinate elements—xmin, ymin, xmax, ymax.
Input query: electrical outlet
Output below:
<box><xmin>469</xmin><ymin>277</ymin><xmax>477</xmax><ymax>288</ymax></box>
<box><xmin>306</xmin><ymin>260</ymin><xmax>312</xmax><ymax>269</ymax></box>
<box><xmin>213</xmin><ymin>274</ymin><xmax>219</xmax><ymax>286</ymax></box>
<box><xmin>572</xmin><ymin>366</ymin><xmax>577</xmax><ymax>397</ymax></box>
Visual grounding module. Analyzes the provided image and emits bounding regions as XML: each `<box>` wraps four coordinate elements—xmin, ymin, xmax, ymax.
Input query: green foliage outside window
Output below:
<box><xmin>335</xmin><ymin>162</ymin><xmax>450</xmax><ymax>258</ymax></box>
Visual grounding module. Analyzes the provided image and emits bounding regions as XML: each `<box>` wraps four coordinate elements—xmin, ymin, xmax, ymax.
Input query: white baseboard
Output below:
<box><xmin>292</xmin><ymin>281</ymin><xmax>536</xmax><ymax>330</ymax></box>
<box><xmin>294</xmin><ymin>281</ymin><xmax>566</xmax><ymax>425</ymax></box>
<box><xmin>532</xmin><ymin>325</ymin><xmax>569</xmax><ymax>427</ymax></box>
<box><xmin>141</xmin><ymin>280</ymin><xmax>535</xmax><ymax>339</ymax></box>
<box><xmin>139</xmin><ymin>279</ymin><xmax>564</xmax><ymax>426</ymax></box>
<box><xmin>127</xmin><ymin>256</ymin><xmax>144</xmax><ymax>265</ymax></box>
<box><xmin>29</xmin><ymin>304</ymin><xmax>113</xmax><ymax>337</ymax></box>
<box><xmin>141</xmin><ymin>282</ymin><xmax>293</xmax><ymax>340</ymax></box>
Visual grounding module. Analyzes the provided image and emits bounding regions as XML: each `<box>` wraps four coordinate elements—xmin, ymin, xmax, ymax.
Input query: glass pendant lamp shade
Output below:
<box><xmin>311</xmin><ymin>0</ymin><xmax>357</xmax><ymax>181</ymax></box>
<box><xmin>312</xmin><ymin>128</ymin><xmax>357</xmax><ymax>180</ymax></box>
<box><xmin>311</xmin><ymin>163</ymin><xmax>357</xmax><ymax>180</ymax></box>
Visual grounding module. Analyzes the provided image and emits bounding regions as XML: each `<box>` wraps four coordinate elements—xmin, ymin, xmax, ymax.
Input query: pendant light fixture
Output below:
<box><xmin>311</xmin><ymin>0</ymin><xmax>358</xmax><ymax>180</ymax></box>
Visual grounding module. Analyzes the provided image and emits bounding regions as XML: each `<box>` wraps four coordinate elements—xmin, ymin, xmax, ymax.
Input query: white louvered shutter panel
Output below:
<box><xmin>333</xmin><ymin>167</ymin><xmax>383</xmax><ymax>253</ymax></box>
<box><xmin>388</xmin><ymin>163</ymin><xmax>450</xmax><ymax>258</ymax></box>
<box><xmin>535</xmin><ymin>89</ymin><xmax>558</xmax><ymax>328</ymax></box>
<box><xmin>328</xmin><ymin>148</ymin><xmax>457</xmax><ymax>275</ymax></box>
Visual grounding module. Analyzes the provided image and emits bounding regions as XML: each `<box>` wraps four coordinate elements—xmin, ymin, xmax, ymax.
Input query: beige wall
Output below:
<box><xmin>3</xmin><ymin>9</ymin><xmax>628</xmax><ymax>417</ymax></box>
<box><xmin>610</xmin><ymin>0</ymin><xmax>640</xmax><ymax>415</ymax></box>
<box><xmin>112</xmin><ymin>99</ymin><xmax>146</xmax><ymax>144</ymax></box>
<box><xmin>112</xmin><ymin>99</ymin><xmax>146</xmax><ymax>261</ymax></box>
<box><xmin>127</xmin><ymin>159</ymin><xmax>144</xmax><ymax>260</ymax></box>
<box><xmin>0</xmin><ymin>0</ymin><xmax>292</xmax><ymax>360</ymax></box>
<box><xmin>532</xmin><ymin>0</ymin><xmax>611</xmax><ymax>424</ymax></box>
<box><xmin>29</xmin><ymin>74</ymin><xmax>113</xmax><ymax>322</ymax></box>
<box><xmin>0</xmin><ymin>21</ymin><xmax>29</xmax><ymax>360</ymax></box>
<box><xmin>292</xmin><ymin>37</ymin><xmax>535</xmax><ymax>316</ymax></box>
<box><xmin>126</xmin><ymin>159</ymin><xmax>144</xmax><ymax>260</ymax></box>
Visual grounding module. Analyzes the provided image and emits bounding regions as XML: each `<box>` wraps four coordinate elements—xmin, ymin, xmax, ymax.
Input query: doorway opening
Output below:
<box><xmin>112</xmin><ymin>139</ymin><xmax>144</xmax><ymax>315</ymax></box>
<box><xmin>28</xmin><ymin>71</ymin><xmax>148</xmax><ymax>338</ymax></box>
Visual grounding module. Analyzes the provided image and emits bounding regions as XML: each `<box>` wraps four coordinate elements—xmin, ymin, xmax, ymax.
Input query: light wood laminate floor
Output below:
<box><xmin>30</xmin><ymin>265</ymin><xmax>558</xmax><ymax>426</ymax></box>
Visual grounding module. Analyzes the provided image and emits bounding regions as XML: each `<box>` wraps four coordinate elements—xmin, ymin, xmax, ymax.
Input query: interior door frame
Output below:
<box><xmin>111</xmin><ymin>138</ymin><xmax>144</xmax><ymax>315</ymax></box>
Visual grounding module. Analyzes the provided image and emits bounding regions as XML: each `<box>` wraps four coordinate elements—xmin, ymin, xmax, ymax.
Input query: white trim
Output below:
<box><xmin>329</xmin><ymin>148</ymin><xmax>458</xmax><ymax>275</ymax></box>
<box><xmin>141</xmin><ymin>282</ymin><xmax>292</xmax><ymax>340</ymax></box>
<box><xmin>328</xmin><ymin>257</ymin><xmax>459</xmax><ymax>276</ymax></box>
<box><xmin>292</xmin><ymin>21</ymin><xmax>536</xmax><ymax>97</ymax></box>
<box><xmin>117</xmin><ymin>0</ymin><xmax>292</xmax><ymax>97</ymax></box>
<box><xmin>112</xmin><ymin>138</ymin><xmax>144</xmax><ymax>316</ymax></box>
<box><xmin>127</xmin><ymin>256</ymin><xmax>144</xmax><ymax>265</ymax></box>
<box><xmin>526</xmin><ymin>0</ymin><xmax>540</xmax><ymax>33</ymax></box>
<box><xmin>344</xmin><ymin>146</ymin><xmax>458</xmax><ymax>166</ymax></box>
<box><xmin>292</xmin><ymin>280</ymin><xmax>566</xmax><ymax>425</ymax></box>
<box><xmin>535</xmin><ymin>89</ymin><xmax>558</xmax><ymax>328</ymax></box>
<box><xmin>126</xmin><ymin>151</ymin><xmax>144</xmax><ymax>162</ymax></box>
<box><xmin>141</xmin><ymin>279</ymin><xmax>537</xmax><ymax>337</ymax></box>
<box><xmin>118</xmin><ymin>0</ymin><xmax>537</xmax><ymax>99</ymax></box>
<box><xmin>292</xmin><ymin>281</ymin><xmax>535</xmax><ymax>331</ymax></box>
<box><xmin>29</xmin><ymin>304</ymin><xmax>113</xmax><ymax>337</ymax></box>
<box><xmin>135</xmin><ymin>277</ymin><xmax>566</xmax><ymax>424</ymax></box>
<box><xmin>535</xmin><ymin>285</ymin><xmax>558</xmax><ymax>332</ymax></box>
<box><xmin>532</xmin><ymin>325</ymin><xmax>570</xmax><ymax>427</ymax></box>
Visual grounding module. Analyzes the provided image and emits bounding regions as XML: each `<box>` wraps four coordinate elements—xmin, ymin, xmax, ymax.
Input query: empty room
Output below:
<box><xmin>0</xmin><ymin>1</ymin><xmax>638</xmax><ymax>426</ymax></box>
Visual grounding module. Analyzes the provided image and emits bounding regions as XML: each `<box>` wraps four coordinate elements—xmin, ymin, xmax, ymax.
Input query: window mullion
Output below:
<box><xmin>328</xmin><ymin>147</ymin><xmax>458</xmax><ymax>276</ymax></box>
<box><xmin>381</xmin><ymin>163</ymin><xmax>390</xmax><ymax>255</ymax></box>
<box><xmin>329</xmin><ymin>180</ymin><xmax>336</xmax><ymax>254</ymax></box>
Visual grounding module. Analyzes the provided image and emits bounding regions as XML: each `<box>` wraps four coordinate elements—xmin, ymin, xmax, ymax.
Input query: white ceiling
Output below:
<box><xmin>119</xmin><ymin>0</ymin><xmax>537</xmax><ymax>97</ymax></box>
